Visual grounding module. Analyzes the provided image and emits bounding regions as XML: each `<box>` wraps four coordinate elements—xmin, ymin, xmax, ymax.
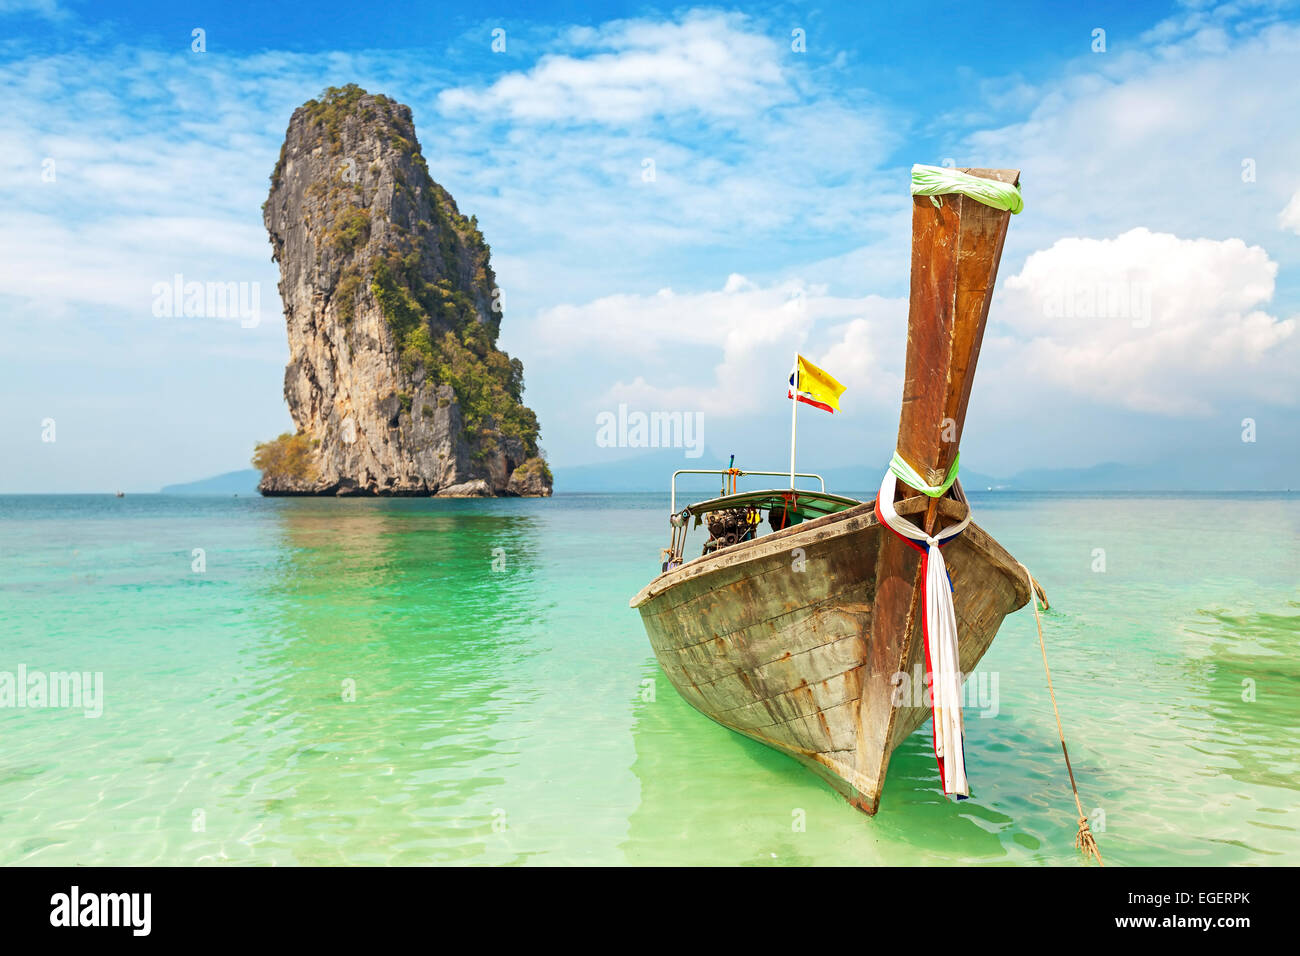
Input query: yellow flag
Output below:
<box><xmin>788</xmin><ymin>354</ymin><xmax>846</xmax><ymax>413</ymax></box>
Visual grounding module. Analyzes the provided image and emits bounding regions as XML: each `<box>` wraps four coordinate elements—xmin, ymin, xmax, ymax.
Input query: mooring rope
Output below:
<box><xmin>1018</xmin><ymin>562</ymin><xmax>1105</xmax><ymax>866</ymax></box>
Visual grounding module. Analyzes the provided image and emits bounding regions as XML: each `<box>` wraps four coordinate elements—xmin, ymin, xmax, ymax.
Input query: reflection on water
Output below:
<box><xmin>222</xmin><ymin>500</ymin><xmax>546</xmax><ymax>864</ymax></box>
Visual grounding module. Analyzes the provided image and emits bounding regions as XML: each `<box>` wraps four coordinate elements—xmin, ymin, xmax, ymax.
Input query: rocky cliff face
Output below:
<box><xmin>258</xmin><ymin>85</ymin><xmax>551</xmax><ymax>497</ymax></box>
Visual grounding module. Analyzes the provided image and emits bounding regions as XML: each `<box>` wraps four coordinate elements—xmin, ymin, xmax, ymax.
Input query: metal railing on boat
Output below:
<box><xmin>670</xmin><ymin>469</ymin><xmax>826</xmax><ymax>513</ymax></box>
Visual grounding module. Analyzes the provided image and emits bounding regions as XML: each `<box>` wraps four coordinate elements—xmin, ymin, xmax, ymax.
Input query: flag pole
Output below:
<box><xmin>789</xmin><ymin>353</ymin><xmax>798</xmax><ymax>489</ymax></box>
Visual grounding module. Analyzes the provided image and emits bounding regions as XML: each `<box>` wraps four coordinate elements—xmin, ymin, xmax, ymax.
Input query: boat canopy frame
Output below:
<box><xmin>680</xmin><ymin>488</ymin><xmax>862</xmax><ymax>524</ymax></box>
<box><xmin>670</xmin><ymin>468</ymin><xmax>830</xmax><ymax>514</ymax></box>
<box><xmin>660</xmin><ymin>468</ymin><xmax>862</xmax><ymax>572</ymax></box>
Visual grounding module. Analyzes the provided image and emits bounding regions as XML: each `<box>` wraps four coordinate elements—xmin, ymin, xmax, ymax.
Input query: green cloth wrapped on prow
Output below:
<box><xmin>911</xmin><ymin>164</ymin><xmax>1023</xmax><ymax>214</ymax></box>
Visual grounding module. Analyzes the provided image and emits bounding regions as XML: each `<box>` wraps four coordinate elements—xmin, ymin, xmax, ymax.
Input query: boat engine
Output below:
<box><xmin>704</xmin><ymin>507</ymin><xmax>760</xmax><ymax>553</ymax></box>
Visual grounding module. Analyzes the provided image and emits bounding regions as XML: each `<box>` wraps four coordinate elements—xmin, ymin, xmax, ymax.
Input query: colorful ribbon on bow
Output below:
<box><xmin>875</xmin><ymin>467</ymin><xmax>973</xmax><ymax>797</ymax></box>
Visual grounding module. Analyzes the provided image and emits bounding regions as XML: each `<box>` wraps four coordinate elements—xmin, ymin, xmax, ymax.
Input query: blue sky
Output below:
<box><xmin>2</xmin><ymin>0</ymin><xmax>1298</xmax><ymax>491</ymax></box>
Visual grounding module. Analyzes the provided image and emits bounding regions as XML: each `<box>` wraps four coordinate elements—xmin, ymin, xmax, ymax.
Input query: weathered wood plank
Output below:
<box><xmin>653</xmin><ymin>631</ymin><xmax>865</xmax><ymax>722</ymax></box>
<box><xmin>655</xmin><ymin>598</ymin><xmax>871</xmax><ymax>676</ymax></box>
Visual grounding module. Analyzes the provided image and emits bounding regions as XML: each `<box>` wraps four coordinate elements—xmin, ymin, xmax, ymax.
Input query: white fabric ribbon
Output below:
<box><xmin>877</xmin><ymin>470</ymin><xmax>973</xmax><ymax>796</ymax></box>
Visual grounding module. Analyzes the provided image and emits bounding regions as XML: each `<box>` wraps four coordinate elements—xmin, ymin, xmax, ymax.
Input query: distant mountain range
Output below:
<box><xmin>160</xmin><ymin>469</ymin><xmax>261</xmax><ymax>495</ymax></box>
<box><xmin>551</xmin><ymin>450</ymin><xmax>988</xmax><ymax>495</ymax></box>
<box><xmin>162</xmin><ymin>453</ymin><xmax>1294</xmax><ymax>495</ymax></box>
<box><xmin>550</xmin><ymin>448</ymin><xmax>1294</xmax><ymax>493</ymax></box>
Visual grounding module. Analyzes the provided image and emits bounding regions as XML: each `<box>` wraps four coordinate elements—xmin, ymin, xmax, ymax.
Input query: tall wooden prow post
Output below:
<box><xmin>851</xmin><ymin>167</ymin><xmax>1020</xmax><ymax>813</ymax></box>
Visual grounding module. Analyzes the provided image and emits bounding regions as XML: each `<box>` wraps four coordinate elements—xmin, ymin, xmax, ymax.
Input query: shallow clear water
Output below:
<box><xmin>0</xmin><ymin>492</ymin><xmax>1296</xmax><ymax>865</ymax></box>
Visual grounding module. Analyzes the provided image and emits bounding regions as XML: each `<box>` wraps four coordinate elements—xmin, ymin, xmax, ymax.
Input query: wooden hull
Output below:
<box><xmin>630</xmin><ymin>495</ymin><xmax>1034</xmax><ymax>813</ymax></box>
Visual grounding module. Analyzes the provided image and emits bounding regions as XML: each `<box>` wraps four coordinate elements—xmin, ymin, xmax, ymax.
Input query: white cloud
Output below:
<box><xmin>958</xmin><ymin>20</ymin><xmax>1300</xmax><ymax>259</ymax></box>
<box><xmin>1280</xmin><ymin>188</ymin><xmax>1300</xmax><ymax>234</ymax></box>
<box><xmin>438</xmin><ymin>12</ymin><xmax>789</xmax><ymax>124</ymax></box>
<box><xmin>818</xmin><ymin>311</ymin><xmax>907</xmax><ymax>407</ymax></box>
<box><xmin>1140</xmin><ymin>0</ymin><xmax>1293</xmax><ymax>47</ymax></box>
<box><xmin>537</xmin><ymin>274</ymin><xmax>906</xmax><ymax>417</ymax></box>
<box><xmin>429</xmin><ymin>12</ymin><xmax>899</xmax><ymax>289</ymax></box>
<box><xmin>998</xmin><ymin>227</ymin><xmax>1296</xmax><ymax>414</ymax></box>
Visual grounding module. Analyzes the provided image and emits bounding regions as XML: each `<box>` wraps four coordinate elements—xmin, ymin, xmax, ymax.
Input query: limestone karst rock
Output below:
<box><xmin>257</xmin><ymin>85</ymin><xmax>551</xmax><ymax>497</ymax></box>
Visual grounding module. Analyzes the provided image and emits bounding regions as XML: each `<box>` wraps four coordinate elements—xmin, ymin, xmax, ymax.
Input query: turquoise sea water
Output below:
<box><xmin>0</xmin><ymin>491</ymin><xmax>1296</xmax><ymax>866</ymax></box>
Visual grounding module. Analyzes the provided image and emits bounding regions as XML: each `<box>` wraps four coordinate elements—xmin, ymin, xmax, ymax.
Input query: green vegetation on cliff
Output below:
<box><xmin>271</xmin><ymin>84</ymin><xmax>400</xmax><ymax>188</ymax></box>
<box><xmin>301</xmin><ymin>83</ymin><xmax>395</xmax><ymax>147</ymax></box>
<box><xmin>326</xmin><ymin>204</ymin><xmax>371</xmax><ymax>254</ymax></box>
<box><xmin>511</xmin><ymin>454</ymin><xmax>553</xmax><ymax>486</ymax></box>
<box><xmin>370</xmin><ymin>235</ymin><xmax>538</xmax><ymax>459</ymax></box>
<box><xmin>335</xmin><ymin>268</ymin><xmax>362</xmax><ymax>323</ymax></box>
<box><xmin>252</xmin><ymin>432</ymin><xmax>319</xmax><ymax>485</ymax></box>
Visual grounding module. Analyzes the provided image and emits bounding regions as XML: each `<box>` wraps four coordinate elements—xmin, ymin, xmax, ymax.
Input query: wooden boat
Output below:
<box><xmin>630</xmin><ymin>167</ymin><xmax>1046</xmax><ymax>814</ymax></box>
